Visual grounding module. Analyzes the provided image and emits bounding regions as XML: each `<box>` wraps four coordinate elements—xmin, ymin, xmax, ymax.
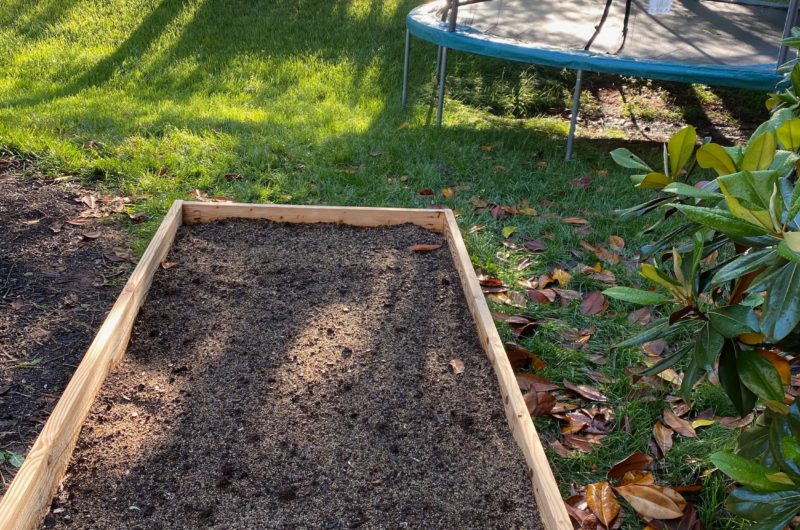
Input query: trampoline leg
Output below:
<box><xmin>566</xmin><ymin>70</ymin><xmax>583</xmax><ymax>162</ymax></box>
<box><xmin>402</xmin><ymin>29</ymin><xmax>411</xmax><ymax>110</ymax></box>
<box><xmin>434</xmin><ymin>46</ymin><xmax>442</xmax><ymax>81</ymax></box>
<box><xmin>436</xmin><ymin>47</ymin><xmax>448</xmax><ymax>127</ymax></box>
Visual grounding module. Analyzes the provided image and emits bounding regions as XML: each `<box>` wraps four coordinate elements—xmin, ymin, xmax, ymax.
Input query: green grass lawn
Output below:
<box><xmin>0</xmin><ymin>0</ymin><xmax>769</xmax><ymax>527</ymax></box>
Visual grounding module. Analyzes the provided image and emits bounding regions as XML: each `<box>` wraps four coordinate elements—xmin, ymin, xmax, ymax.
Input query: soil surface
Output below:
<box><xmin>0</xmin><ymin>162</ymin><xmax>133</xmax><ymax>491</ymax></box>
<box><xmin>47</xmin><ymin>220</ymin><xmax>542</xmax><ymax>529</ymax></box>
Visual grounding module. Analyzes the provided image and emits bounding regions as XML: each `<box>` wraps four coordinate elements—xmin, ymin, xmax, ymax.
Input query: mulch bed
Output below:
<box><xmin>0</xmin><ymin>162</ymin><xmax>133</xmax><ymax>491</ymax></box>
<box><xmin>47</xmin><ymin>219</ymin><xmax>543</xmax><ymax>529</ymax></box>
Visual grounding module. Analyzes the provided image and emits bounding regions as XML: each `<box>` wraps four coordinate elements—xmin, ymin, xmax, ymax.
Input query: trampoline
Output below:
<box><xmin>401</xmin><ymin>0</ymin><xmax>800</xmax><ymax>159</ymax></box>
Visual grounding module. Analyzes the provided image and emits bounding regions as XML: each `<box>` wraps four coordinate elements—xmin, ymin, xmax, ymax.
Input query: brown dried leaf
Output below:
<box><xmin>160</xmin><ymin>261</ymin><xmax>177</xmax><ymax>270</ymax></box>
<box><xmin>628</xmin><ymin>307</ymin><xmax>652</xmax><ymax>326</ymax></box>
<box><xmin>523</xmin><ymin>239</ymin><xmax>547</xmax><ymax>252</ymax></box>
<box><xmin>621</xmin><ymin>470</ymin><xmax>655</xmax><ymax>486</ymax></box>
<box><xmin>580</xmin><ymin>291</ymin><xmax>608</xmax><ymax>315</ymax></box>
<box><xmin>528</xmin><ymin>288</ymin><xmax>557</xmax><ymax>304</ymax></box>
<box><xmin>417</xmin><ymin>188</ymin><xmax>434</xmax><ymax>196</ymax></box>
<box><xmin>516</xmin><ymin>373</ymin><xmax>559</xmax><ymax>393</ymax></box>
<box><xmin>551</xmin><ymin>440</ymin><xmax>576</xmax><ymax>457</ymax></box>
<box><xmin>563</xmin><ymin>433</ymin><xmax>605</xmax><ymax>453</ymax></box>
<box><xmin>614</xmin><ymin>485</ymin><xmax>684</xmax><ymax>520</ymax></box>
<box><xmin>642</xmin><ymin>339</ymin><xmax>668</xmax><ymax>356</ymax></box>
<box><xmin>81</xmin><ymin>231</ymin><xmax>101</xmax><ymax>240</ymax></box>
<box><xmin>609</xmin><ymin>235</ymin><xmax>625</xmax><ymax>251</ymax></box>
<box><xmin>524</xmin><ymin>391</ymin><xmax>556</xmax><ymax>417</ymax></box>
<box><xmin>586</xmin><ymin>482</ymin><xmax>620</xmax><ymax>527</ymax></box>
<box><xmin>449</xmin><ymin>358</ymin><xmax>465</xmax><ymax>375</ymax></box>
<box><xmin>563</xmin><ymin>217</ymin><xmax>589</xmax><ymax>225</ymax></box>
<box><xmin>563</xmin><ymin>379</ymin><xmax>608</xmax><ymax>402</ymax></box>
<box><xmin>596</xmin><ymin>247</ymin><xmax>621</xmax><ymax>265</ymax></box>
<box><xmin>65</xmin><ymin>217</ymin><xmax>93</xmax><ymax>227</ymax></box>
<box><xmin>653</xmin><ymin>420</ymin><xmax>674</xmax><ymax>456</ymax></box>
<box><xmin>663</xmin><ymin>409</ymin><xmax>697</xmax><ymax>438</ymax></box>
<box><xmin>408</xmin><ymin>244</ymin><xmax>442</xmax><ymax>252</ymax></box>
<box><xmin>504</xmin><ymin>342</ymin><xmax>546</xmax><ymax>371</ymax></box>
<box><xmin>552</xmin><ymin>268</ymin><xmax>571</xmax><ymax>287</ymax></box>
<box><xmin>441</xmin><ymin>187</ymin><xmax>454</xmax><ymax>198</ymax></box>
<box><xmin>608</xmin><ymin>452</ymin><xmax>654</xmax><ymax>479</ymax></box>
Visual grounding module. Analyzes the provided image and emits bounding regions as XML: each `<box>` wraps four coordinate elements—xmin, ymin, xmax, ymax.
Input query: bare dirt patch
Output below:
<box><xmin>47</xmin><ymin>220</ymin><xmax>542</xmax><ymax>529</ymax></box>
<box><xmin>0</xmin><ymin>160</ymin><xmax>133</xmax><ymax>491</ymax></box>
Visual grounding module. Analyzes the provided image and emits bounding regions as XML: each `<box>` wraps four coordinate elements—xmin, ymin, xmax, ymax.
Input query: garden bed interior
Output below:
<box><xmin>0</xmin><ymin>202</ymin><xmax>570</xmax><ymax>530</ymax></box>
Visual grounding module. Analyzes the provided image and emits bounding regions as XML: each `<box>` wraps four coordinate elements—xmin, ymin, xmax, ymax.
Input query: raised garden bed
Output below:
<box><xmin>0</xmin><ymin>202</ymin><xmax>570</xmax><ymax>530</ymax></box>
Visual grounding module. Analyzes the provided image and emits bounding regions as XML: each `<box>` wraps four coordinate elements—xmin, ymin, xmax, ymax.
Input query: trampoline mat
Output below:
<box><xmin>449</xmin><ymin>0</ymin><xmax>786</xmax><ymax>67</ymax></box>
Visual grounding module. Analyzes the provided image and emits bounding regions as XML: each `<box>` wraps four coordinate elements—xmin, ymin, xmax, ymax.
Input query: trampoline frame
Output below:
<box><xmin>402</xmin><ymin>0</ymin><xmax>800</xmax><ymax>160</ymax></box>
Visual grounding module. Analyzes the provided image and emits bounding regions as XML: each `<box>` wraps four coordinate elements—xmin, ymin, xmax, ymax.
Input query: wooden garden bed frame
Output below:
<box><xmin>0</xmin><ymin>201</ymin><xmax>571</xmax><ymax>530</ymax></box>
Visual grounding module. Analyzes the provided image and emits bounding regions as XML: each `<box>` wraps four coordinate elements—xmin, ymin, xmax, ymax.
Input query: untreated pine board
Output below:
<box><xmin>182</xmin><ymin>201</ymin><xmax>447</xmax><ymax>232</ymax></box>
<box><xmin>0</xmin><ymin>200</ymin><xmax>185</xmax><ymax>530</ymax></box>
<box><xmin>0</xmin><ymin>202</ymin><xmax>567</xmax><ymax>530</ymax></box>
<box><xmin>442</xmin><ymin>210</ymin><xmax>571</xmax><ymax>530</ymax></box>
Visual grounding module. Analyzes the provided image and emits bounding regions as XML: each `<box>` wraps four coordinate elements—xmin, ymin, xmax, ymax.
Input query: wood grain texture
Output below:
<box><xmin>442</xmin><ymin>210</ymin><xmax>570</xmax><ymax>530</ymax></box>
<box><xmin>181</xmin><ymin>201</ymin><xmax>447</xmax><ymax>232</ymax></box>
<box><xmin>0</xmin><ymin>200</ymin><xmax>184</xmax><ymax>530</ymax></box>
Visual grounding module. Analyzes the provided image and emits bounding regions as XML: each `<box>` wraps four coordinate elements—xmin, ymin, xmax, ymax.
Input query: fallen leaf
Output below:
<box><xmin>480</xmin><ymin>145</ymin><xmax>494</xmax><ymax>152</ymax></box>
<box><xmin>518</xmin><ymin>207</ymin><xmax>538</xmax><ymax>217</ymax></box>
<box><xmin>524</xmin><ymin>391</ymin><xmax>556</xmax><ymax>416</ymax></box>
<box><xmin>691</xmin><ymin>418</ymin><xmax>715</xmax><ymax>429</ymax></box>
<box><xmin>550</xmin><ymin>440</ymin><xmax>576</xmax><ymax>457</ymax></box>
<box><xmin>10</xmin><ymin>299</ymin><xmax>23</xmax><ymax>311</ymax></box>
<box><xmin>528</xmin><ymin>288</ymin><xmax>557</xmax><ymax>304</ymax></box>
<box><xmin>571</xmin><ymin>176</ymin><xmax>593</xmax><ymax>189</ymax></box>
<box><xmin>504</xmin><ymin>342</ymin><xmax>546</xmax><ymax>371</ymax></box>
<box><xmin>516</xmin><ymin>373</ymin><xmax>559</xmax><ymax>393</ymax></box>
<box><xmin>224</xmin><ymin>172</ymin><xmax>241</xmax><ymax>181</ymax></box>
<box><xmin>628</xmin><ymin>307</ymin><xmax>652</xmax><ymax>325</ymax></box>
<box><xmin>596</xmin><ymin>247</ymin><xmax>621</xmax><ymax>265</ymax></box>
<box><xmin>65</xmin><ymin>218</ymin><xmax>93</xmax><ymax>227</ymax></box>
<box><xmin>621</xmin><ymin>470</ymin><xmax>655</xmax><ymax>486</ymax></box>
<box><xmin>642</xmin><ymin>339</ymin><xmax>668</xmax><ymax>356</ymax></box>
<box><xmin>580</xmin><ymin>291</ymin><xmax>608</xmax><ymax>315</ymax></box>
<box><xmin>608</xmin><ymin>452</ymin><xmax>654</xmax><ymax>479</ymax></box>
<box><xmin>614</xmin><ymin>485</ymin><xmax>684</xmax><ymax>520</ymax></box>
<box><xmin>449</xmin><ymin>359</ymin><xmax>465</xmax><ymax>375</ymax></box>
<box><xmin>128</xmin><ymin>212</ymin><xmax>149</xmax><ymax>223</ymax></box>
<box><xmin>663</xmin><ymin>409</ymin><xmax>697</xmax><ymax>438</ymax></box>
<box><xmin>81</xmin><ymin>231</ymin><xmax>101</xmax><ymax>240</ymax></box>
<box><xmin>552</xmin><ymin>268</ymin><xmax>571</xmax><ymax>287</ymax></box>
<box><xmin>653</xmin><ymin>421</ymin><xmax>674</xmax><ymax>456</ymax></box>
<box><xmin>563</xmin><ymin>433</ymin><xmax>606</xmax><ymax>453</ymax></box>
<box><xmin>441</xmin><ymin>187</ymin><xmax>454</xmax><ymax>198</ymax></box>
<box><xmin>408</xmin><ymin>244</ymin><xmax>442</xmax><ymax>252</ymax></box>
<box><xmin>563</xmin><ymin>380</ymin><xmax>608</xmax><ymax>402</ymax></box>
<box><xmin>609</xmin><ymin>235</ymin><xmax>625</xmax><ymax>251</ymax></box>
<box><xmin>563</xmin><ymin>217</ymin><xmax>589</xmax><ymax>225</ymax></box>
<box><xmin>417</xmin><ymin>188</ymin><xmax>434</xmax><ymax>196</ymax></box>
<box><xmin>718</xmin><ymin>414</ymin><xmax>754</xmax><ymax>428</ymax></box>
<box><xmin>586</xmin><ymin>482</ymin><xmax>620</xmax><ymax>527</ymax></box>
<box><xmin>502</xmin><ymin>225</ymin><xmax>518</xmax><ymax>238</ymax></box>
<box><xmin>523</xmin><ymin>239</ymin><xmax>547</xmax><ymax>252</ymax></box>
<box><xmin>160</xmin><ymin>261</ymin><xmax>176</xmax><ymax>270</ymax></box>
<box><xmin>468</xmin><ymin>224</ymin><xmax>485</xmax><ymax>234</ymax></box>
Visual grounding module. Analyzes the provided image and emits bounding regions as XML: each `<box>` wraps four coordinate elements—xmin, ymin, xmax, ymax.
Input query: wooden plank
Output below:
<box><xmin>0</xmin><ymin>200</ymin><xmax>185</xmax><ymax>530</ymax></box>
<box><xmin>182</xmin><ymin>201</ymin><xmax>447</xmax><ymax>232</ymax></box>
<box><xmin>442</xmin><ymin>210</ymin><xmax>571</xmax><ymax>530</ymax></box>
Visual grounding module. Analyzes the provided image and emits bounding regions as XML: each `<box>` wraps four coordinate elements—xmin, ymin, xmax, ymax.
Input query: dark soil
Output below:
<box><xmin>47</xmin><ymin>220</ymin><xmax>543</xmax><ymax>529</ymax></box>
<box><xmin>0</xmin><ymin>161</ymin><xmax>133</xmax><ymax>491</ymax></box>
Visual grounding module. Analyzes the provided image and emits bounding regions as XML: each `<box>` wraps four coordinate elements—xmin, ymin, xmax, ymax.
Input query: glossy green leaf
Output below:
<box><xmin>613</xmin><ymin>318</ymin><xmax>678</xmax><ymax>348</ymax></box>
<box><xmin>668</xmin><ymin>126</ymin><xmax>696</xmax><ymax>177</ymax></box>
<box><xmin>602</xmin><ymin>287</ymin><xmax>671</xmax><ymax>305</ymax></box>
<box><xmin>695</xmin><ymin>322</ymin><xmax>723</xmax><ymax>371</ymax></box>
<box><xmin>708</xmin><ymin>305</ymin><xmax>759</xmax><ymax>338</ymax></box>
<box><xmin>662</xmin><ymin>181</ymin><xmax>722</xmax><ymax>200</ymax></box>
<box><xmin>711</xmin><ymin>249</ymin><xmax>778</xmax><ymax>285</ymax></box>
<box><xmin>761</xmin><ymin>262</ymin><xmax>800</xmax><ymax>342</ymax></box>
<box><xmin>674</xmin><ymin>204</ymin><xmax>769</xmax><ymax>238</ymax></box>
<box><xmin>742</xmin><ymin>132</ymin><xmax>777</xmax><ymax>171</ymax></box>
<box><xmin>777</xmin><ymin>119</ymin><xmax>800</xmax><ymax>151</ymax></box>
<box><xmin>610</xmin><ymin>148</ymin><xmax>652</xmax><ymax>171</ymax></box>
<box><xmin>726</xmin><ymin>487</ymin><xmax>800</xmax><ymax>530</ymax></box>
<box><xmin>696</xmin><ymin>143</ymin><xmax>737</xmax><ymax>176</ymax></box>
<box><xmin>637</xmin><ymin>172</ymin><xmax>672</xmax><ymax>189</ymax></box>
<box><xmin>639</xmin><ymin>346</ymin><xmax>690</xmax><ymax>376</ymax></box>
<box><xmin>737</xmin><ymin>350</ymin><xmax>786</xmax><ymax>407</ymax></box>
<box><xmin>718</xmin><ymin>170</ymin><xmax>780</xmax><ymax>212</ymax></box>
<box><xmin>719</xmin><ymin>341</ymin><xmax>757</xmax><ymax>416</ymax></box>
<box><xmin>711</xmin><ymin>452</ymin><xmax>796</xmax><ymax>492</ymax></box>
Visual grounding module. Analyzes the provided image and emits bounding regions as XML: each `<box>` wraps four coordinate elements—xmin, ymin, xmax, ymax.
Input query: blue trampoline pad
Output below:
<box><xmin>408</xmin><ymin>0</ymin><xmax>792</xmax><ymax>90</ymax></box>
